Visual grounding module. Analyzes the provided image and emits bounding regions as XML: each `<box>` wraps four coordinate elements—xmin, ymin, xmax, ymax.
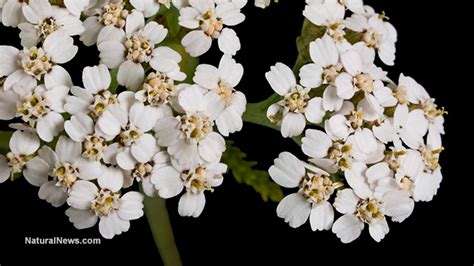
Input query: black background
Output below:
<box><xmin>0</xmin><ymin>0</ymin><xmax>468</xmax><ymax>264</ymax></box>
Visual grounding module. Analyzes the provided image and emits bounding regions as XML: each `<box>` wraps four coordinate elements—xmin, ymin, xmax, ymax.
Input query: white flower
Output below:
<box><xmin>303</xmin><ymin>0</ymin><xmax>346</xmax><ymax>42</ymax></box>
<box><xmin>18</xmin><ymin>0</ymin><xmax>84</xmax><ymax>48</ymax></box>
<box><xmin>0</xmin><ymin>130</ymin><xmax>39</xmax><ymax>183</ymax></box>
<box><xmin>391</xmin><ymin>74</ymin><xmax>445</xmax><ymax>149</ymax></box>
<box><xmin>23</xmin><ymin>136</ymin><xmax>103</xmax><ymax>207</ymax></box>
<box><xmin>392</xmin><ymin>74</ymin><xmax>430</xmax><ymax>105</ymax></box>
<box><xmin>0</xmin><ymin>30</ymin><xmax>77</xmax><ymax>91</ymax></box>
<box><xmin>393</xmin><ymin>104</ymin><xmax>428</xmax><ymax>149</ymax></box>
<box><xmin>131</xmin><ymin>46</ymin><xmax>186</xmax><ymax>108</ymax></box>
<box><xmin>99</xmin><ymin>11</ymin><xmax>169</xmax><ymax>90</ymax></box>
<box><xmin>323</xmin><ymin>101</ymin><xmax>385</xmax><ymax>164</ymax></box>
<box><xmin>302</xmin><ymin>129</ymin><xmax>353</xmax><ymax>174</ymax></box>
<box><xmin>335</xmin><ymin>45</ymin><xmax>386</xmax><ymax>100</ymax></box>
<box><xmin>269</xmin><ymin>152</ymin><xmax>340</xmax><ymax>231</ymax></box>
<box><xmin>120</xmin><ymin>151</ymin><xmax>170</xmax><ymax>197</ymax></box>
<box><xmin>299</xmin><ymin>35</ymin><xmax>344</xmax><ymax>112</ymax></box>
<box><xmin>66</xmin><ymin>175</ymin><xmax>144</xmax><ymax>239</ymax></box>
<box><xmin>0</xmin><ymin>84</ymin><xmax>69</xmax><ymax>142</ymax></box>
<box><xmin>381</xmin><ymin>146</ymin><xmax>437</xmax><ymax>202</ymax></box>
<box><xmin>265</xmin><ymin>63</ymin><xmax>326</xmax><ymax>138</ymax></box>
<box><xmin>179</xmin><ymin>0</ymin><xmax>245</xmax><ymax>56</ymax></box>
<box><xmin>80</xmin><ymin>1</ymin><xmax>129</xmax><ymax>46</ymax></box>
<box><xmin>64</xmin><ymin>113</ymin><xmax>109</xmax><ymax>161</ymax></box>
<box><xmin>193</xmin><ymin>55</ymin><xmax>246</xmax><ymax>136</ymax></box>
<box><xmin>154</xmin><ymin>85</ymin><xmax>226</xmax><ymax>169</ymax></box>
<box><xmin>1</xmin><ymin>0</ymin><xmax>27</xmax><ymax>27</ymax></box>
<box><xmin>64</xmin><ymin>64</ymin><xmax>118</xmax><ymax>119</ymax></box>
<box><xmin>409</xmin><ymin>137</ymin><xmax>443</xmax><ymax>202</ymax></box>
<box><xmin>151</xmin><ymin>160</ymin><xmax>226</xmax><ymax>217</ymax></box>
<box><xmin>332</xmin><ymin>162</ymin><xmax>414</xmax><ymax>243</ymax></box>
<box><xmin>134</xmin><ymin>71</ymin><xmax>186</xmax><ymax>116</ymax></box>
<box><xmin>98</xmin><ymin>99</ymin><xmax>160</xmax><ymax>167</ymax></box>
<box><xmin>385</xmin><ymin>135</ymin><xmax>444</xmax><ymax>201</ymax></box>
<box><xmin>345</xmin><ymin>127</ymin><xmax>385</xmax><ymax>165</ymax></box>
<box><xmin>345</xmin><ymin>12</ymin><xmax>397</xmax><ymax>65</ymax></box>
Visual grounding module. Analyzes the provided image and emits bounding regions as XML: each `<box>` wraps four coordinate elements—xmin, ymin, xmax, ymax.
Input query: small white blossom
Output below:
<box><xmin>0</xmin><ymin>30</ymin><xmax>77</xmax><ymax>91</ymax></box>
<box><xmin>193</xmin><ymin>55</ymin><xmax>246</xmax><ymax>136</ymax></box>
<box><xmin>66</xmin><ymin>172</ymin><xmax>144</xmax><ymax>239</ymax></box>
<box><xmin>80</xmin><ymin>0</ymin><xmax>130</xmax><ymax>46</ymax></box>
<box><xmin>269</xmin><ymin>152</ymin><xmax>341</xmax><ymax>231</ymax></box>
<box><xmin>23</xmin><ymin>136</ymin><xmax>103</xmax><ymax>207</ymax></box>
<box><xmin>332</xmin><ymin>162</ymin><xmax>414</xmax><ymax>243</ymax></box>
<box><xmin>154</xmin><ymin>85</ymin><xmax>226</xmax><ymax>169</ymax></box>
<box><xmin>179</xmin><ymin>0</ymin><xmax>245</xmax><ymax>56</ymax></box>
<box><xmin>0</xmin><ymin>130</ymin><xmax>39</xmax><ymax>182</ymax></box>
<box><xmin>64</xmin><ymin>113</ymin><xmax>110</xmax><ymax>161</ymax></box>
<box><xmin>99</xmin><ymin>11</ymin><xmax>169</xmax><ymax>90</ymax></box>
<box><xmin>0</xmin><ymin>84</ymin><xmax>69</xmax><ymax>142</ymax></box>
<box><xmin>151</xmin><ymin>159</ymin><xmax>226</xmax><ymax>217</ymax></box>
<box><xmin>345</xmin><ymin>12</ymin><xmax>397</xmax><ymax>65</ymax></box>
<box><xmin>266</xmin><ymin>63</ymin><xmax>326</xmax><ymax>138</ymax></box>
<box><xmin>303</xmin><ymin>0</ymin><xmax>346</xmax><ymax>43</ymax></box>
<box><xmin>18</xmin><ymin>0</ymin><xmax>84</xmax><ymax>48</ymax></box>
<box><xmin>98</xmin><ymin>99</ymin><xmax>160</xmax><ymax>166</ymax></box>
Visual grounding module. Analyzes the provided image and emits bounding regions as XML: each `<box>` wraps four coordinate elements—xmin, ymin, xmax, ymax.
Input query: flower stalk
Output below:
<box><xmin>144</xmin><ymin>194</ymin><xmax>182</xmax><ymax>266</ymax></box>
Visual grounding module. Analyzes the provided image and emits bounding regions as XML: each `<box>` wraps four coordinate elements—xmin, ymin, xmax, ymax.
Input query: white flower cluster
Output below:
<box><xmin>267</xmin><ymin>0</ymin><xmax>446</xmax><ymax>243</ymax></box>
<box><xmin>0</xmin><ymin>0</ymin><xmax>247</xmax><ymax>239</ymax></box>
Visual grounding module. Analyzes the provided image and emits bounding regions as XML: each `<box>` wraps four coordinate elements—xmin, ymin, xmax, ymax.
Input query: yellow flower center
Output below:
<box><xmin>180</xmin><ymin>113</ymin><xmax>213</xmax><ymax>144</ymax></box>
<box><xmin>99</xmin><ymin>2</ymin><xmax>129</xmax><ymax>28</ymax></box>
<box><xmin>125</xmin><ymin>33</ymin><xmax>154</xmax><ymax>64</ymax></box>
<box><xmin>20</xmin><ymin>47</ymin><xmax>53</xmax><ymax>79</ymax></box>
<box><xmin>91</xmin><ymin>189</ymin><xmax>120</xmax><ymax>216</ymax></box>
<box><xmin>356</xmin><ymin>198</ymin><xmax>384</xmax><ymax>224</ymax></box>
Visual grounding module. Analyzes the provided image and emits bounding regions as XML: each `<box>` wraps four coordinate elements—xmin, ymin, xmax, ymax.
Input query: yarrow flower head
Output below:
<box><xmin>1</xmin><ymin>0</ymin><xmax>248</xmax><ymax>240</ymax></box>
<box><xmin>266</xmin><ymin>0</ymin><xmax>447</xmax><ymax>243</ymax></box>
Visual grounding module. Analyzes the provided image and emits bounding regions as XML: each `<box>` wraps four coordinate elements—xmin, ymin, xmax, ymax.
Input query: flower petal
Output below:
<box><xmin>332</xmin><ymin>214</ymin><xmax>364</xmax><ymax>243</ymax></box>
<box><xmin>178</xmin><ymin>191</ymin><xmax>206</xmax><ymax>217</ymax></box>
<box><xmin>276</xmin><ymin>193</ymin><xmax>311</xmax><ymax>228</ymax></box>
<box><xmin>269</xmin><ymin>152</ymin><xmax>304</xmax><ymax>188</ymax></box>
<box><xmin>310</xmin><ymin>201</ymin><xmax>334</xmax><ymax>231</ymax></box>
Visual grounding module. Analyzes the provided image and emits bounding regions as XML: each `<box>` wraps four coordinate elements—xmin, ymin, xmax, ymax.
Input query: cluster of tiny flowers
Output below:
<box><xmin>1</xmin><ymin>0</ymin><xmax>247</xmax><ymax>239</ymax></box>
<box><xmin>267</xmin><ymin>0</ymin><xmax>446</xmax><ymax>243</ymax></box>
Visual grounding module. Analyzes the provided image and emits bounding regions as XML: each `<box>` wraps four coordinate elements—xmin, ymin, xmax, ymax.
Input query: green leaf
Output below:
<box><xmin>222</xmin><ymin>141</ymin><xmax>284</xmax><ymax>202</ymax></box>
<box><xmin>0</xmin><ymin>131</ymin><xmax>12</xmax><ymax>154</ymax></box>
<box><xmin>242</xmin><ymin>93</ymin><xmax>281</xmax><ymax>132</ymax></box>
<box><xmin>164</xmin><ymin>7</ymin><xmax>181</xmax><ymax>38</ymax></box>
<box><xmin>293</xmin><ymin>19</ymin><xmax>327</xmax><ymax>73</ymax></box>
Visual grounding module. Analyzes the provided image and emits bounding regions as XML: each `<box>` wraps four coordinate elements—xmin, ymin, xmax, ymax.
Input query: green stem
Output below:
<box><xmin>242</xmin><ymin>93</ymin><xmax>281</xmax><ymax>131</ymax></box>
<box><xmin>242</xmin><ymin>94</ymin><xmax>302</xmax><ymax>145</ymax></box>
<box><xmin>144</xmin><ymin>195</ymin><xmax>182</xmax><ymax>266</ymax></box>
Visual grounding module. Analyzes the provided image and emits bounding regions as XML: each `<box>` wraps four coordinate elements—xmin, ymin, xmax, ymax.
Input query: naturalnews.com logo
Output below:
<box><xmin>25</xmin><ymin>237</ymin><xmax>101</xmax><ymax>245</ymax></box>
